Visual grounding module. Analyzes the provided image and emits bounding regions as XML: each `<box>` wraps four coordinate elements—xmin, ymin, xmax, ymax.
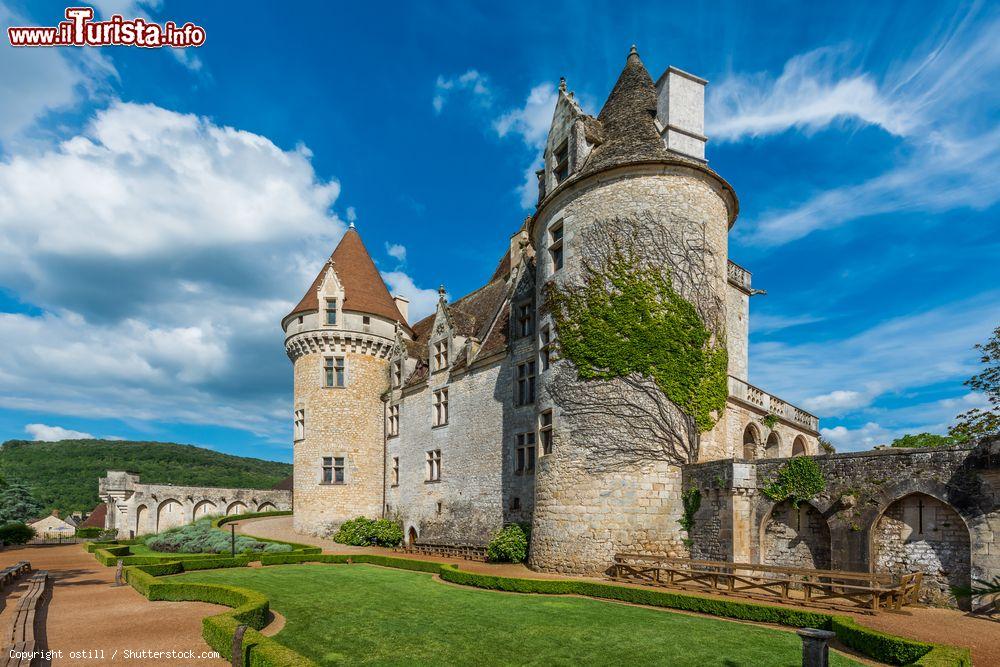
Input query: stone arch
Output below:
<box><xmin>226</xmin><ymin>501</ymin><xmax>248</xmax><ymax>516</ymax></box>
<box><xmin>135</xmin><ymin>505</ymin><xmax>149</xmax><ymax>536</ymax></box>
<box><xmin>791</xmin><ymin>436</ymin><xmax>807</xmax><ymax>456</ymax></box>
<box><xmin>871</xmin><ymin>492</ymin><xmax>971</xmax><ymax>607</ymax></box>
<box><xmin>742</xmin><ymin>423</ymin><xmax>761</xmax><ymax>460</ymax></box>
<box><xmin>156</xmin><ymin>498</ymin><xmax>184</xmax><ymax>532</ymax></box>
<box><xmin>257</xmin><ymin>502</ymin><xmax>276</xmax><ymax>512</ymax></box>
<box><xmin>193</xmin><ymin>500</ymin><xmax>218</xmax><ymax>521</ymax></box>
<box><xmin>760</xmin><ymin>500</ymin><xmax>831</xmax><ymax>569</ymax></box>
<box><xmin>765</xmin><ymin>431</ymin><xmax>781</xmax><ymax>458</ymax></box>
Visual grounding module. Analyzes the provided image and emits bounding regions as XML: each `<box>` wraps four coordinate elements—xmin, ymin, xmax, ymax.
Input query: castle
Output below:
<box><xmin>282</xmin><ymin>48</ymin><xmax>998</xmax><ymax>598</ymax></box>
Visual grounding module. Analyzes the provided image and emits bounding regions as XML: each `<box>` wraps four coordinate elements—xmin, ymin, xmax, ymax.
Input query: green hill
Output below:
<box><xmin>0</xmin><ymin>439</ymin><xmax>292</xmax><ymax>514</ymax></box>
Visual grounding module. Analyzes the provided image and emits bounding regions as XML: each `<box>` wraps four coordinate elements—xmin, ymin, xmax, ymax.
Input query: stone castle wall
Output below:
<box><xmin>529</xmin><ymin>166</ymin><xmax>733</xmax><ymax>574</ymax></box>
<box><xmin>291</xmin><ymin>348</ymin><xmax>387</xmax><ymax>536</ymax></box>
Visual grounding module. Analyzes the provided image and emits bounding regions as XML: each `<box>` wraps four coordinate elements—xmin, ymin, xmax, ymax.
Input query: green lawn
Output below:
<box><xmin>175</xmin><ymin>564</ymin><xmax>862</xmax><ymax>666</ymax></box>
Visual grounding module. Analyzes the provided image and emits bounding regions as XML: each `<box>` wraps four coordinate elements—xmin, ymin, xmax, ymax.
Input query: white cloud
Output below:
<box><xmin>385</xmin><ymin>243</ymin><xmax>407</xmax><ymax>263</ymax></box>
<box><xmin>750</xmin><ymin>313</ymin><xmax>825</xmax><ymax>334</ymax></box>
<box><xmin>494</xmin><ymin>83</ymin><xmax>559</xmax><ymax>209</ymax></box>
<box><xmin>710</xmin><ymin>11</ymin><xmax>1000</xmax><ymax>246</ymax></box>
<box><xmin>0</xmin><ymin>2</ymin><xmax>118</xmax><ymax>145</ymax></box>
<box><xmin>89</xmin><ymin>0</ymin><xmax>203</xmax><ymax>72</ymax></box>
<box><xmin>25</xmin><ymin>423</ymin><xmax>94</xmax><ymax>441</ymax></box>
<box><xmin>433</xmin><ymin>70</ymin><xmax>491</xmax><ymax>114</ymax></box>
<box><xmin>0</xmin><ymin>101</ymin><xmax>346</xmax><ymax>440</ymax></box>
<box><xmin>381</xmin><ymin>271</ymin><xmax>441</xmax><ymax>323</ymax></box>
<box><xmin>820</xmin><ymin>422</ymin><xmax>899</xmax><ymax>451</ymax></box>
<box><xmin>801</xmin><ymin>389</ymin><xmax>872</xmax><ymax>416</ymax></box>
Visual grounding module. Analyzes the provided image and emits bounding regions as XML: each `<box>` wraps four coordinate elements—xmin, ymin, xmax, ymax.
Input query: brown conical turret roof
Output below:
<box><xmin>285</xmin><ymin>227</ymin><xmax>409</xmax><ymax>329</ymax></box>
<box><xmin>576</xmin><ymin>46</ymin><xmax>680</xmax><ymax>178</ymax></box>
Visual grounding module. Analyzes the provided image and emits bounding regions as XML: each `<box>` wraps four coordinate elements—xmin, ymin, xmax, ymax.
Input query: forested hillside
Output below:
<box><xmin>0</xmin><ymin>439</ymin><xmax>292</xmax><ymax>514</ymax></box>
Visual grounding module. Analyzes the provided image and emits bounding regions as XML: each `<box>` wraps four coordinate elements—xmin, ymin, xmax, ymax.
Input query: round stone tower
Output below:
<box><xmin>282</xmin><ymin>225</ymin><xmax>409</xmax><ymax>536</ymax></box>
<box><xmin>529</xmin><ymin>48</ymin><xmax>739</xmax><ymax>573</ymax></box>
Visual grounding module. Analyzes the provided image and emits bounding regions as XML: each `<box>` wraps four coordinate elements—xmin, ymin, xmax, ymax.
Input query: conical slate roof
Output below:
<box><xmin>285</xmin><ymin>227</ymin><xmax>408</xmax><ymax>327</ymax></box>
<box><xmin>577</xmin><ymin>47</ymin><xmax>697</xmax><ymax>178</ymax></box>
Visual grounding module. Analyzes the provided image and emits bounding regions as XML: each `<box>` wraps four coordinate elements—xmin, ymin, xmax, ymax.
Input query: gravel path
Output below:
<box><xmin>238</xmin><ymin>515</ymin><xmax>999</xmax><ymax>664</ymax></box>
<box><xmin>0</xmin><ymin>544</ymin><xmax>227</xmax><ymax>666</ymax></box>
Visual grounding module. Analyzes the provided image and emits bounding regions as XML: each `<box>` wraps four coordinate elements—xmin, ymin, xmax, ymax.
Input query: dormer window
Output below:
<box><xmin>517</xmin><ymin>303</ymin><xmax>534</xmax><ymax>338</ymax></box>
<box><xmin>325</xmin><ymin>299</ymin><xmax>338</xmax><ymax>325</ymax></box>
<box><xmin>554</xmin><ymin>140</ymin><xmax>569</xmax><ymax>184</ymax></box>
<box><xmin>548</xmin><ymin>221</ymin><xmax>564</xmax><ymax>271</ymax></box>
<box><xmin>433</xmin><ymin>341</ymin><xmax>448</xmax><ymax>371</ymax></box>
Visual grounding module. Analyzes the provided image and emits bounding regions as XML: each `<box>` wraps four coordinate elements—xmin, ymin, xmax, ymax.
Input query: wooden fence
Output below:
<box><xmin>396</xmin><ymin>543</ymin><xmax>487</xmax><ymax>562</ymax></box>
<box><xmin>611</xmin><ymin>553</ymin><xmax>922</xmax><ymax>613</ymax></box>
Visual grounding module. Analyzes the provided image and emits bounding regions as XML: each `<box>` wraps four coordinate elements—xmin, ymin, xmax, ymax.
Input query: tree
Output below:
<box><xmin>890</xmin><ymin>433</ymin><xmax>959</xmax><ymax>449</ymax></box>
<box><xmin>949</xmin><ymin>325</ymin><xmax>1000</xmax><ymax>442</ymax></box>
<box><xmin>544</xmin><ymin>213</ymin><xmax>727</xmax><ymax>469</ymax></box>
<box><xmin>0</xmin><ymin>482</ymin><xmax>44</xmax><ymax>524</ymax></box>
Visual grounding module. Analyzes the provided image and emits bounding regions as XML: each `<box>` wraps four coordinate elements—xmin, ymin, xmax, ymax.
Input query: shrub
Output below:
<box><xmin>486</xmin><ymin>524</ymin><xmax>528</xmax><ymax>563</ymax></box>
<box><xmin>75</xmin><ymin>526</ymin><xmax>103</xmax><ymax>538</ymax></box>
<box><xmin>762</xmin><ymin>456</ymin><xmax>826</xmax><ymax>506</ymax></box>
<box><xmin>0</xmin><ymin>522</ymin><xmax>36</xmax><ymax>545</ymax></box>
<box><xmin>144</xmin><ymin>518</ymin><xmax>292</xmax><ymax>555</ymax></box>
<box><xmin>331</xmin><ymin>517</ymin><xmax>403</xmax><ymax>547</ymax></box>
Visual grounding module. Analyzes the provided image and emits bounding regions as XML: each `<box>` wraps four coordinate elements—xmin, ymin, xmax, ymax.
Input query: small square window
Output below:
<box><xmin>388</xmin><ymin>404</ymin><xmax>400</xmax><ymax>437</ymax></box>
<box><xmin>433</xmin><ymin>388</ymin><xmax>449</xmax><ymax>426</ymax></box>
<box><xmin>324</xmin><ymin>357</ymin><xmax>346</xmax><ymax>387</ymax></box>
<box><xmin>516</xmin><ymin>361</ymin><xmax>536</xmax><ymax>406</ymax></box>
<box><xmin>540</xmin><ymin>326</ymin><xmax>554</xmax><ymax>371</ymax></box>
<box><xmin>510</xmin><ymin>496</ymin><xmax>521</xmax><ymax>511</ymax></box>
<box><xmin>539</xmin><ymin>410</ymin><xmax>553</xmax><ymax>455</ymax></box>
<box><xmin>294</xmin><ymin>409</ymin><xmax>305</xmax><ymax>441</ymax></box>
<box><xmin>322</xmin><ymin>456</ymin><xmax>345</xmax><ymax>484</ymax></box>
<box><xmin>515</xmin><ymin>432</ymin><xmax>536</xmax><ymax>474</ymax></box>
<box><xmin>553</xmin><ymin>140</ymin><xmax>569</xmax><ymax>184</ymax></box>
<box><xmin>548</xmin><ymin>222</ymin><xmax>564</xmax><ymax>271</ymax></box>
<box><xmin>426</xmin><ymin>449</ymin><xmax>442</xmax><ymax>482</ymax></box>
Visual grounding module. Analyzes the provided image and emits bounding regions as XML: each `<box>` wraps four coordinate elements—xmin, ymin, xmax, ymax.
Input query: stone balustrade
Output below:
<box><xmin>727</xmin><ymin>260</ymin><xmax>752</xmax><ymax>293</ymax></box>
<box><xmin>727</xmin><ymin>375</ymin><xmax>819</xmax><ymax>431</ymax></box>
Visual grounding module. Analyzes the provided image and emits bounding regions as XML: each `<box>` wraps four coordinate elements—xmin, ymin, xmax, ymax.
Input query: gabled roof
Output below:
<box><xmin>79</xmin><ymin>503</ymin><xmax>107</xmax><ymax>528</ymax></box>
<box><xmin>285</xmin><ymin>227</ymin><xmax>409</xmax><ymax>328</ymax></box>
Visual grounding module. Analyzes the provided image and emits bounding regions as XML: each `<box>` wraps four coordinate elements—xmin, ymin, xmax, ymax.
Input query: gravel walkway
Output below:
<box><xmin>237</xmin><ymin>515</ymin><xmax>999</xmax><ymax>664</ymax></box>
<box><xmin>0</xmin><ymin>544</ymin><xmax>227</xmax><ymax>666</ymax></box>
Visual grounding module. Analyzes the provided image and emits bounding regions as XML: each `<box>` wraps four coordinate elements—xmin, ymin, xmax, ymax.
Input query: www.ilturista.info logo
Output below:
<box><xmin>7</xmin><ymin>7</ymin><xmax>205</xmax><ymax>48</ymax></box>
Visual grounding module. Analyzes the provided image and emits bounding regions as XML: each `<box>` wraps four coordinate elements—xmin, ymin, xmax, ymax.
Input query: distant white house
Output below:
<box><xmin>28</xmin><ymin>511</ymin><xmax>78</xmax><ymax>539</ymax></box>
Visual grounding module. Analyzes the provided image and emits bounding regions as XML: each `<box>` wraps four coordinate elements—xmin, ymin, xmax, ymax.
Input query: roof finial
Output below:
<box><xmin>438</xmin><ymin>284</ymin><xmax>446</xmax><ymax>299</ymax></box>
<box><xmin>348</xmin><ymin>220</ymin><xmax>355</xmax><ymax>229</ymax></box>
<box><xmin>558</xmin><ymin>76</ymin><xmax>566</xmax><ymax>92</ymax></box>
<box><xmin>628</xmin><ymin>44</ymin><xmax>639</xmax><ymax>60</ymax></box>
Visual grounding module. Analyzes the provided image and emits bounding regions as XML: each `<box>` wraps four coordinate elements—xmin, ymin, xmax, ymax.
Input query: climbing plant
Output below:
<box><xmin>762</xmin><ymin>457</ymin><xmax>826</xmax><ymax>507</ymax></box>
<box><xmin>544</xmin><ymin>215</ymin><xmax>728</xmax><ymax>468</ymax></box>
<box><xmin>760</xmin><ymin>413</ymin><xmax>779</xmax><ymax>430</ymax></box>
<box><xmin>678</xmin><ymin>487</ymin><xmax>702</xmax><ymax>548</ymax></box>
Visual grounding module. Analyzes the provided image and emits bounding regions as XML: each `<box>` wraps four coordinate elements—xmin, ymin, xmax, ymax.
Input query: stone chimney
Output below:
<box><xmin>393</xmin><ymin>295</ymin><xmax>409</xmax><ymax>324</ymax></box>
<box><xmin>654</xmin><ymin>66</ymin><xmax>708</xmax><ymax>162</ymax></box>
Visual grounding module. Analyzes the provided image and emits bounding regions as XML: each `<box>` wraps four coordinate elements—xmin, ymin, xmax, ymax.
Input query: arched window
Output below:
<box><xmin>742</xmin><ymin>424</ymin><xmax>760</xmax><ymax>460</ymax></box>
<box><xmin>792</xmin><ymin>436</ymin><xmax>807</xmax><ymax>456</ymax></box>
<box><xmin>765</xmin><ymin>432</ymin><xmax>781</xmax><ymax>458</ymax></box>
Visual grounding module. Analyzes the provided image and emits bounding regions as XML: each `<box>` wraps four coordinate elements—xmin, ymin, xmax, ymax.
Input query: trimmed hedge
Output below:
<box><xmin>111</xmin><ymin>547</ymin><xmax>970</xmax><ymax>667</ymax></box>
<box><xmin>212</xmin><ymin>510</ymin><xmax>292</xmax><ymax>528</ymax></box>
<box><xmin>122</xmin><ymin>563</ymin><xmax>316</xmax><ymax>667</ymax></box>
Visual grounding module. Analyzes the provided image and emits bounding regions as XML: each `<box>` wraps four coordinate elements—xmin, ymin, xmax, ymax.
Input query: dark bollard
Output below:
<box><xmin>797</xmin><ymin>628</ymin><xmax>836</xmax><ymax>667</ymax></box>
<box><xmin>231</xmin><ymin>624</ymin><xmax>248</xmax><ymax>667</ymax></box>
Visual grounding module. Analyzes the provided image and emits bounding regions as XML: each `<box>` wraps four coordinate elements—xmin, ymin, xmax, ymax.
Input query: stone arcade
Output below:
<box><xmin>282</xmin><ymin>47</ymin><xmax>999</xmax><ymax>601</ymax></box>
<box><xmin>99</xmin><ymin>471</ymin><xmax>292</xmax><ymax>538</ymax></box>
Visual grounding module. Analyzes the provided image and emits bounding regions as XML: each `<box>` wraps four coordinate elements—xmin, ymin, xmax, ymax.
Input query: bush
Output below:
<box><xmin>0</xmin><ymin>522</ymin><xmax>36</xmax><ymax>545</ymax></box>
<box><xmin>331</xmin><ymin>517</ymin><xmax>403</xmax><ymax>547</ymax></box>
<box><xmin>144</xmin><ymin>518</ymin><xmax>292</xmax><ymax>555</ymax></box>
<box><xmin>486</xmin><ymin>524</ymin><xmax>528</xmax><ymax>563</ymax></box>
<box><xmin>75</xmin><ymin>526</ymin><xmax>102</xmax><ymax>538</ymax></box>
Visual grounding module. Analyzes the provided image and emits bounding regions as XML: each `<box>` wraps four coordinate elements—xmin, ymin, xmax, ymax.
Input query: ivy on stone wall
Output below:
<box><xmin>546</xmin><ymin>247</ymin><xmax>728</xmax><ymax>433</ymax></box>
<box><xmin>679</xmin><ymin>487</ymin><xmax>702</xmax><ymax>548</ymax></box>
<box><xmin>762</xmin><ymin>457</ymin><xmax>826</xmax><ymax>507</ymax></box>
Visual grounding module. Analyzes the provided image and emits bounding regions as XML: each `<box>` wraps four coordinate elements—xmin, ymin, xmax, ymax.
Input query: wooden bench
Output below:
<box><xmin>1</xmin><ymin>571</ymin><xmax>49</xmax><ymax>667</ymax></box>
<box><xmin>396</xmin><ymin>543</ymin><xmax>488</xmax><ymax>562</ymax></box>
<box><xmin>0</xmin><ymin>563</ymin><xmax>31</xmax><ymax>589</ymax></box>
<box><xmin>611</xmin><ymin>554</ymin><xmax>920</xmax><ymax>614</ymax></box>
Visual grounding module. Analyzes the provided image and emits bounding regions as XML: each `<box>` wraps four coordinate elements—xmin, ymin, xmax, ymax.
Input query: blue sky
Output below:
<box><xmin>0</xmin><ymin>0</ymin><xmax>996</xmax><ymax>460</ymax></box>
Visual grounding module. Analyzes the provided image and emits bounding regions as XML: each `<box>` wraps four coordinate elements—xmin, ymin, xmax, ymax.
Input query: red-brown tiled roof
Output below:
<box><xmin>272</xmin><ymin>475</ymin><xmax>293</xmax><ymax>491</ymax></box>
<box><xmin>79</xmin><ymin>503</ymin><xmax>107</xmax><ymax>528</ymax></box>
<box><xmin>285</xmin><ymin>228</ymin><xmax>409</xmax><ymax>329</ymax></box>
